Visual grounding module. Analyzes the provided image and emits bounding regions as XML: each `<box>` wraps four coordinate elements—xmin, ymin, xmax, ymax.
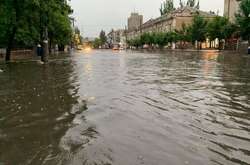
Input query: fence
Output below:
<box><xmin>0</xmin><ymin>48</ymin><xmax>34</xmax><ymax>59</ymax></box>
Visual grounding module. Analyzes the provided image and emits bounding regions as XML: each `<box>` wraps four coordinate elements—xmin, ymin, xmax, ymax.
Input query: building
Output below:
<box><xmin>224</xmin><ymin>0</ymin><xmax>241</xmax><ymax>22</ymax></box>
<box><xmin>107</xmin><ymin>29</ymin><xmax>127</xmax><ymax>48</ymax></box>
<box><xmin>127</xmin><ymin>7</ymin><xmax>216</xmax><ymax>40</ymax></box>
<box><xmin>128</xmin><ymin>13</ymin><xmax>143</xmax><ymax>31</ymax></box>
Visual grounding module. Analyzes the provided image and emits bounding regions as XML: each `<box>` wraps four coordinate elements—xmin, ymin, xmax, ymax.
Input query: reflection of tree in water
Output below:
<box><xmin>0</xmin><ymin>60</ymin><xmax>96</xmax><ymax>164</ymax></box>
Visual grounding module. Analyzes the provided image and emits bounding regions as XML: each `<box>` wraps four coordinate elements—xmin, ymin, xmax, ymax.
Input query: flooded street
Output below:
<box><xmin>0</xmin><ymin>50</ymin><xmax>250</xmax><ymax>165</ymax></box>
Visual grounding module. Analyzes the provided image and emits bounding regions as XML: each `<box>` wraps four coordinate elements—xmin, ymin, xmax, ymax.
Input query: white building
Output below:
<box><xmin>107</xmin><ymin>29</ymin><xmax>127</xmax><ymax>48</ymax></box>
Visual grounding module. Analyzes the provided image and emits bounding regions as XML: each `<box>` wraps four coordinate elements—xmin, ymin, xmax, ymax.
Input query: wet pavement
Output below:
<box><xmin>0</xmin><ymin>50</ymin><xmax>250</xmax><ymax>165</ymax></box>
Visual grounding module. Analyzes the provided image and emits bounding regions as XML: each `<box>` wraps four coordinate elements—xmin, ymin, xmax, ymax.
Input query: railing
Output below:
<box><xmin>0</xmin><ymin>49</ymin><xmax>34</xmax><ymax>59</ymax></box>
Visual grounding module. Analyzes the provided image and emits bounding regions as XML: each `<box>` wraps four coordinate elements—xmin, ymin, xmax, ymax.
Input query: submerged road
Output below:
<box><xmin>0</xmin><ymin>50</ymin><xmax>250</xmax><ymax>165</ymax></box>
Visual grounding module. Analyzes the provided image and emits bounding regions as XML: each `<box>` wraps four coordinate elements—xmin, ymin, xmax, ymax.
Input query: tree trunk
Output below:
<box><xmin>58</xmin><ymin>45</ymin><xmax>65</xmax><ymax>51</ymax></box>
<box><xmin>196</xmin><ymin>41</ymin><xmax>199</xmax><ymax>50</ymax></box>
<box><xmin>5</xmin><ymin>27</ymin><xmax>17</xmax><ymax>61</ymax></box>
<box><xmin>49</xmin><ymin>38</ymin><xmax>52</xmax><ymax>54</ymax></box>
<box><xmin>218</xmin><ymin>40</ymin><xmax>221</xmax><ymax>50</ymax></box>
<box><xmin>6</xmin><ymin>0</ymin><xmax>19</xmax><ymax>62</ymax></box>
<box><xmin>197</xmin><ymin>41</ymin><xmax>202</xmax><ymax>50</ymax></box>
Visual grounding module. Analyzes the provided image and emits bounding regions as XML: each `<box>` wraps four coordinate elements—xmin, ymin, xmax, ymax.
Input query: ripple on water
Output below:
<box><xmin>0</xmin><ymin>51</ymin><xmax>250</xmax><ymax>165</ymax></box>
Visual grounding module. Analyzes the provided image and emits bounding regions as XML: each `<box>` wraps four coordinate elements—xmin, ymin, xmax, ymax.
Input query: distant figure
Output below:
<box><xmin>248</xmin><ymin>46</ymin><xmax>250</xmax><ymax>54</ymax></box>
<box><xmin>37</xmin><ymin>44</ymin><xmax>45</xmax><ymax>62</ymax></box>
<box><xmin>37</xmin><ymin>44</ymin><xmax>43</xmax><ymax>57</ymax></box>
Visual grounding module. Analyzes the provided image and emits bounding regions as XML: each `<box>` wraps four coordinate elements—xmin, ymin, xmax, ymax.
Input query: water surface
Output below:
<box><xmin>0</xmin><ymin>50</ymin><xmax>250</xmax><ymax>165</ymax></box>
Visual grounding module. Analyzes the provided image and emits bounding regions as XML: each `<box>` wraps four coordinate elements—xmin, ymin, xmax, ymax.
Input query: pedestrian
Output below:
<box><xmin>248</xmin><ymin>46</ymin><xmax>250</xmax><ymax>54</ymax></box>
<box><xmin>37</xmin><ymin>44</ymin><xmax>44</xmax><ymax>62</ymax></box>
<box><xmin>37</xmin><ymin>44</ymin><xmax>42</xmax><ymax>56</ymax></box>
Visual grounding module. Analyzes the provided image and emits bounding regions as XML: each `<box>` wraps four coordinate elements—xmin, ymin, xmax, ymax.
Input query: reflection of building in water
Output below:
<box><xmin>224</xmin><ymin>0</ymin><xmax>241</xmax><ymax>22</ymax></box>
<box><xmin>201</xmin><ymin>51</ymin><xmax>219</xmax><ymax>61</ymax></box>
<box><xmin>201</xmin><ymin>51</ymin><xmax>219</xmax><ymax>78</ymax></box>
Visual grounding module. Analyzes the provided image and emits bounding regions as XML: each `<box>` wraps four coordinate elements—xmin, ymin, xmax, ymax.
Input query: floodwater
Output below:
<box><xmin>0</xmin><ymin>50</ymin><xmax>250</xmax><ymax>165</ymax></box>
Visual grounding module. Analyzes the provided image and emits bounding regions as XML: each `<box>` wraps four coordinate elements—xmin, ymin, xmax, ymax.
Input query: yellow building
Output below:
<box><xmin>127</xmin><ymin>7</ymin><xmax>216</xmax><ymax>40</ymax></box>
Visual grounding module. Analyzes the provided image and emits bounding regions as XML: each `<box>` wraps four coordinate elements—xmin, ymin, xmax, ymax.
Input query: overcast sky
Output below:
<box><xmin>70</xmin><ymin>0</ymin><xmax>224</xmax><ymax>37</ymax></box>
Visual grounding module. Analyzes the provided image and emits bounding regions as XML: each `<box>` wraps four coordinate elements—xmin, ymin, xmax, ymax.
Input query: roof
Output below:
<box><xmin>140</xmin><ymin>7</ymin><xmax>216</xmax><ymax>29</ymax></box>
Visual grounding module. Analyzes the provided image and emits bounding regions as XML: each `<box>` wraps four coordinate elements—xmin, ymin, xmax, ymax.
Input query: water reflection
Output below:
<box><xmin>0</xmin><ymin>50</ymin><xmax>250</xmax><ymax>165</ymax></box>
<box><xmin>0</xmin><ymin>60</ymin><xmax>97</xmax><ymax>164</ymax></box>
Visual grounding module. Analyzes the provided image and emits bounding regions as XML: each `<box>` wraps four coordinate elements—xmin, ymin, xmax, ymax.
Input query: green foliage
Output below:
<box><xmin>99</xmin><ymin>30</ymin><xmax>107</xmax><ymax>45</ymax></box>
<box><xmin>140</xmin><ymin>33</ymin><xmax>154</xmax><ymax>45</ymax></box>
<box><xmin>223</xmin><ymin>23</ymin><xmax>238</xmax><ymax>40</ymax></box>
<box><xmin>207</xmin><ymin>16</ymin><xmax>229</xmax><ymax>41</ymax></box>
<box><xmin>128</xmin><ymin>31</ymin><xmax>181</xmax><ymax>48</ymax></box>
<box><xmin>207</xmin><ymin>16</ymin><xmax>237</xmax><ymax>42</ymax></box>
<box><xmin>127</xmin><ymin>37</ymin><xmax>142</xmax><ymax>48</ymax></box>
<box><xmin>0</xmin><ymin>0</ymin><xmax>73</xmax><ymax>52</ymax></box>
<box><xmin>154</xmin><ymin>32</ymin><xmax>167</xmax><ymax>47</ymax></box>
<box><xmin>160</xmin><ymin>0</ymin><xmax>175</xmax><ymax>16</ymax></box>
<box><xmin>236</xmin><ymin>0</ymin><xmax>250</xmax><ymax>44</ymax></box>
<box><xmin>127</xmin><ymin>14</ymin><xmax>240</xmax><ymax>50</ymax></box>
<box><xmin>48</xmin><ymin>8</ymin><xmax>72</xmax><ymax>46</ymax></box>
<box><xmin>93</xmin><ymin>38</ymin><xmax>102</xmax><ymax>48</ymax></box>
<box><xmin>189</xmin><ymin>14</ymin><xmax>208</xmax><ymax>43</ymax></box>
<box><xmin>175</xmin><ymin>23</ymin><xmax>191</xmax><ymax>42</ymax></box>
<box><xmin>179</xmin><ymin>0</ymin><xmax>200</xmax><ymax>9</ymax></box>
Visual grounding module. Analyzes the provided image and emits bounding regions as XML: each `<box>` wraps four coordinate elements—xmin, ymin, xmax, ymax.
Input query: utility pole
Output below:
<box><xmin>39</xmin><ymin>0</ymin><xmax>48</xmax><ymax>63</ymax></box>
<box><xmin>42</xmin><ymin>27</ymin><xmax>49</xmax><ymax>62</ymax></box>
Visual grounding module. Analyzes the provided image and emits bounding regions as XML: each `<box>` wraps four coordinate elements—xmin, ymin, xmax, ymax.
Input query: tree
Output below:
<box><xmin>160</xmin><ymin>0</ymin><xmax>175</xmax><ymax>16</ymax></box>
<box><xmin>186</xmin><ymin>0</ymin><xmax>200</xmax><ymax>9</ymax></box>
<box><xmin>236</xmin><ymin>0</ymin><xmax>250</xmax><ymax>45</ymax></box>
<box><xmin>176</xmin><ymin>23</ymin><xmax>191</xmax><ymax>48</ymax></box>
<box><xmin>140</xmin><ymin>33</ymin><xmax>153</xmax><ymax>45</ymax></box>
<box><xmin>179</xmin><ymin>0</ymin><xmax>200</xmax><ymax>9</ymax></box>
<box><xmin>99</xmin><ymin>30</ymin><xmax>107</xmax><ymax>46</ymax></box>
<box><xmin>47</xmin><ymin>1</ymin><xmax>73</xmax><ymax>52</ymax></box>
<box><xmin>127</xmin><ymin>37</ymin><xmax>142</xmax><ymax>48</ymax></box>
<box><xmin>73</xmin><ymin>27</ymin><xmax>82</xmax><ymax>48</ymax></box>
<box><xmin>93</xmin><ymin>38</ymin><xmax>102</xmax><ymax>49</ymax></box>
<box><xmin>179</xmin><ymin>0</ymin><xmax>184</xmax><ymax>8</ymax></box>
<box><xmin>0</xmin><ymin>0</ymin><xmax>73</xmax><ymax>61</ymax></box>
<box><xmin>0</xmin><ymin>0</ymin><xmax>36</xmax><ymax>61</ymax></box>
<box><xmin>154</xmin><ymin>32</ymin><xmax>168</xmax><ymax>48</ymax></box>
<box><xmin>207</xmin><ymin>16</ymin><xmax>229</xmax><ymax>49</ymax></box>
<box><xmin>223</xmin><ymin>23</ymin><xmax>238</xmax><ymax>40</ymax></box>
<box><xmin>190</xmin><ymin>14</ymin><xmax>208</xmax><ymax>49</ymax></box>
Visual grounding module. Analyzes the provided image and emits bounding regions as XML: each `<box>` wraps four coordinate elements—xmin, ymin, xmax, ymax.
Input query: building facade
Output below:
<box><xmin>127</xmin><ymin>7</ymin><xmax>216</xmax><ymax>40</ymax></box>
<box><xmin>224</xmin><ymin>0</ymin><xmax>241</xmax><ymax>22</ymax></box>
<box><xmin>128</xmin><ymin>13</ymin><xmax>143</xmax><ymax>31</ymax></box>
<box><xmin>107</xmin><ymin>29</ymin><xmax>127</xmax><ymax>48</ymax></box>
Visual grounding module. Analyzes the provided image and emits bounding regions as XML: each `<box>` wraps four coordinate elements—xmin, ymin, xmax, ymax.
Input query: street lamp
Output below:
<box><xmin>43</xmin><ymin>26</ymin><xmax>49</xmax><ymax>62</ymax></box>
<box><xmin>39</xmin><ymin>0</ymin><xmax>49</xmax><ymax>63</ymax></box>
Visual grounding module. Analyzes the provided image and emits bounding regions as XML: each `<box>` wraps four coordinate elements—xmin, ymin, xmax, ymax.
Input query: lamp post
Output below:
<box><xmin>42</xmin><ymin>26</ymin><xmax>49</xmax><ymax>62</ymax></box>
<box><xmin>39</xmin><ymin>0</ymin><xmax>49</xmax><ymax>63</ymax></box>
